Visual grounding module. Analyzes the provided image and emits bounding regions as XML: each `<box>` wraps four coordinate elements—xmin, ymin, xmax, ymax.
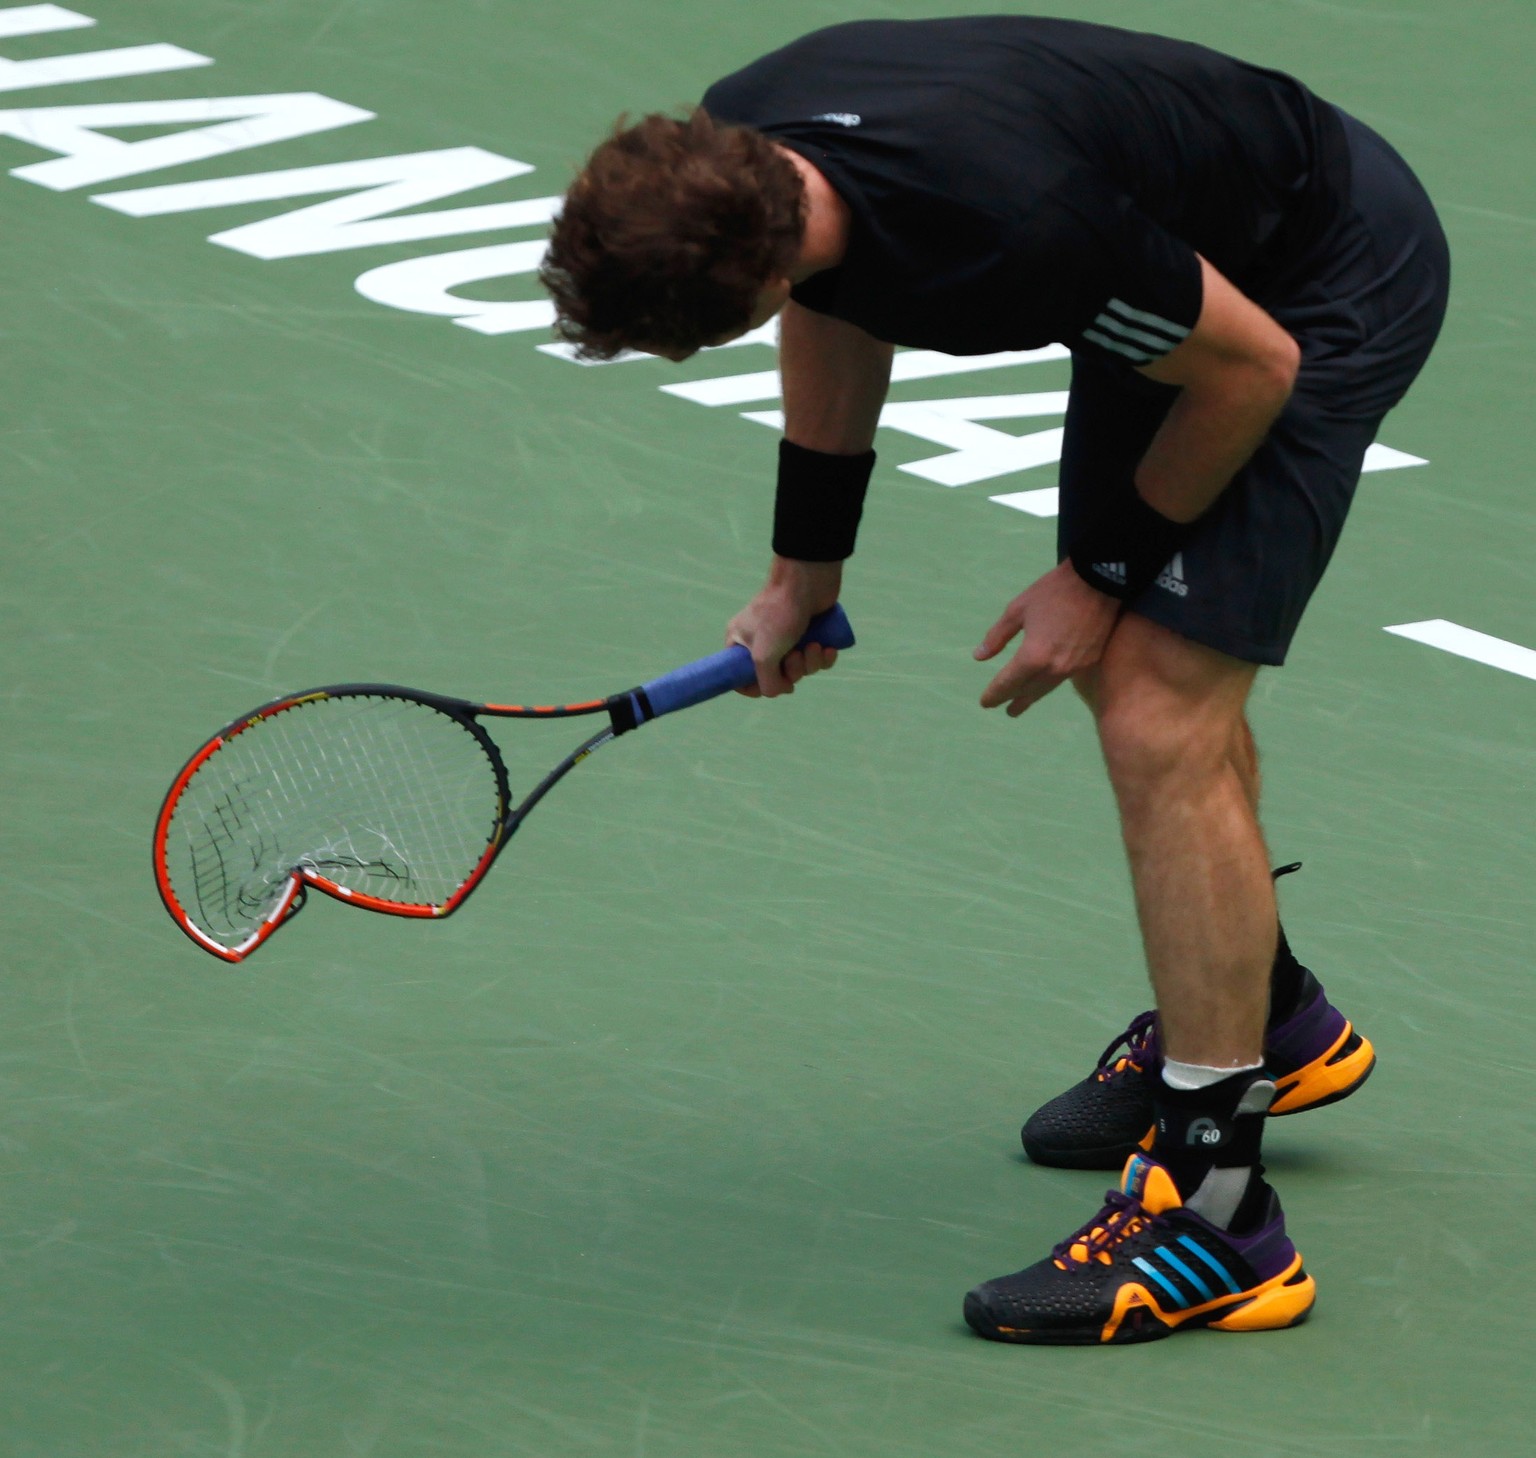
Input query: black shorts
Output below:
<box><xmin>1056</xmin><ymin>111</ymin><xmax>1451</xmax><ymax>665</ymax></box>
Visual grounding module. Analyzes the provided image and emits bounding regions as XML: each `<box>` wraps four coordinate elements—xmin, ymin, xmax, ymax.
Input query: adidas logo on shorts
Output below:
<box><xmin>1156</xmin><ymin>553</ymin><xmax>1189</xmax><ymax>597</ymax></box>
<box><xmin>1091</xmin><ymin>561</ymin><xmax>1127</xmax><ymax>586</ymax></box>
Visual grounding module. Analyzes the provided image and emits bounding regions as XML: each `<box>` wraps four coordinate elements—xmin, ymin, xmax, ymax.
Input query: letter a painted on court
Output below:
<box><xmin>1</xmin><ymin>94</ymin><xmax>373</xmax><ymax>190</ymax></box>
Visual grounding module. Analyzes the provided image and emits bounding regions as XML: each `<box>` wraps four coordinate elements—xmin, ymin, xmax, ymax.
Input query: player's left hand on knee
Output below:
<box><xmin>974</xmin><ymin>561</ymin><xmax>1122</xmax><ymax>717</ymax></box>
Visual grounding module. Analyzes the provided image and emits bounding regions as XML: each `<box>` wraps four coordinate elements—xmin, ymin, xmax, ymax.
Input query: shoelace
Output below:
<box><xmin>1093</xmin><ymin>1010</ymin><xmax>1158</xmax><ymax>1083</ymax></box>
<box><xmin>1051</xmin><ymin>1190</ymin><xmax>1153</xmax><ymax>1270</ymax></box>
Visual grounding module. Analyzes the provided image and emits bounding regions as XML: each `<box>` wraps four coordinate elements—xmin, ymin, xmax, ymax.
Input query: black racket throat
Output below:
<box><xmin>504</xmin><ymin>722</ymin><xmax>618</xmax><ymax>830</ymax></box>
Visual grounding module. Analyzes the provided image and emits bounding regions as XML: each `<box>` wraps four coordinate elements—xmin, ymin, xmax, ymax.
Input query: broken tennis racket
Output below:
<box><xmin>154</xmin><ymin>605</ymin><xmax>854</xmax><ymax>962</ymax></box>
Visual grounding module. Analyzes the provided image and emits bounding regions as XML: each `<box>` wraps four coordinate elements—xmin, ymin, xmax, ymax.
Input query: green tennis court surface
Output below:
<box><xmin>2</xmin><ymin>1</ymin><xmax>1531</xmax><ymax>1452</ymax></box>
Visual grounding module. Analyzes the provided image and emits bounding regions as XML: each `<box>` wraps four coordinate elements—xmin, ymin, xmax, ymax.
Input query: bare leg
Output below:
<box><xmin>1229</xmin><ymin>715</ymin><xmax>1261</xmax><ymax>815</ymax></box>
<box><xmin>1083</xmin><ymin>614</ymin><xmax>1275</xmax><ymax>1067</ymax></box>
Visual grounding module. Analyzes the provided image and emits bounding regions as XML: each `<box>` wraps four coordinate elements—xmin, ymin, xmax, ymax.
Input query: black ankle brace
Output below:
<box><xmin>1151</xmin><ymin>1069</ymin><xmax>1275</xmax><ymax>1199</ymax></box>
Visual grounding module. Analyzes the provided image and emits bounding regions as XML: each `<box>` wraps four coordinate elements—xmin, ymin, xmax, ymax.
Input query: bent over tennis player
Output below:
<box><xmin>540</xmin><ymin>15</ymin><xmax>1448</xmax><ymax>1345</ymax></box>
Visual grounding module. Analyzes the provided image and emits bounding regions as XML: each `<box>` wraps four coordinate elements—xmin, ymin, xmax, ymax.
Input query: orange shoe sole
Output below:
<box><xmin>1270</xmin><ymin>1023</ymin><xmax>1377</xmax><ymax>1117</ymax></box>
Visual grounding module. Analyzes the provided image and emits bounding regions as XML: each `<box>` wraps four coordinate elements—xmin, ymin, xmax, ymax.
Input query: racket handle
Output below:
<box><xmin>633</xmin><ymin>604</ymin><xmax>855</xmax><ymax>722</ymax></box>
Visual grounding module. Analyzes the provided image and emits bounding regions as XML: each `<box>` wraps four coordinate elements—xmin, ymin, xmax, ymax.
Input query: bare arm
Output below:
<box><xmin>728</xmin><ymin>301</ymin><xmax>894</xmax><ymax>695</ymax></box>
<box><xmin>780</xmin><ymin>297</ymin><xmax>895</xmax><ymax>452</ymax></box>
<box><xmin>1133</xmin><ymin>256</ymin><xmax>1300</xmax><ymax>522</ymax></box>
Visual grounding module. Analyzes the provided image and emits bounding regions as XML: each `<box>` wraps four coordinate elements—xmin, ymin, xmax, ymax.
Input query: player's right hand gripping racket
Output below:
<box><xmin>154</xmin><ymin>606</ymin><xmax>854</xmax><ymax>963</ymax></box>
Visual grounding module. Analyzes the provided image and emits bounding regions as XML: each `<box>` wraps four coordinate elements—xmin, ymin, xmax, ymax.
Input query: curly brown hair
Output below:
<box><xmin>540</xmin><ymin>109</ymin><xmax>805</xmax><ymax>360</ymax></box>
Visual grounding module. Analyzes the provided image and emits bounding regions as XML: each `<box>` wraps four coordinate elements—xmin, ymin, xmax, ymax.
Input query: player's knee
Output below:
<box><xmin>1094</xmin><ymin>692</ymin><xmax>1233</xmax><ymax>796</ymax></box>
<box><xmin>1090</xmin><ymin>616</ymin><xmax>1255</xmax><ymax>791</ymax></box>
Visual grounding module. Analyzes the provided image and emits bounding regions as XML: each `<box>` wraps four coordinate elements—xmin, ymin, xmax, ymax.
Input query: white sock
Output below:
<box><xmin>1161</xmin><ymin>1058</ymin><xmax>1264</xmax><ymax>1091</ymax></box>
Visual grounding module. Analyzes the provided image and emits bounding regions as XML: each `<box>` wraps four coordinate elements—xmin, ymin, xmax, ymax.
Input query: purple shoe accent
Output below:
<box><xmin>1264</xmin><ymin>981</ymin><xmax>1350</xmax><ymax>1072</ymax></box>
<box><xmin>1180</xmin><ymin>1200</ymin><xmax>1298</xmax><ymax>1286</ymax></box>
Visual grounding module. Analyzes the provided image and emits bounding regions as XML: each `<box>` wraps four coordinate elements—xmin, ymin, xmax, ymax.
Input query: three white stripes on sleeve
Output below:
<box><xmin>1082</xmin><ymin>297</ymin><xmax>1191</xmax><ymax>364</ymax></box>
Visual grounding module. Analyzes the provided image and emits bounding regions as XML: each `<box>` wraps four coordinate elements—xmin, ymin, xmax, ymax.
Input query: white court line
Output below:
<box><xmin>662</xmin><ymin>345</ymin><xmax>1068</xmax><ymax>406</ymax></box>
<box><xmin>989</xmin><ymin>487</ymin><xmax>1060</xmax><ymax>517</ymax></box>
<box><xmin>1362</xmin><ymin>443</ymin><xmax>1427</xmax><ymax>471</ymax></box>
<box><xmin>1383</xmin><ymin>620</ymin><xmax>1536</xmax><ymax>682</ymax></box>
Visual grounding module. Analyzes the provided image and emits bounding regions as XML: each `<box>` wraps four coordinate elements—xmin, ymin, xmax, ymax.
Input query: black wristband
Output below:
<box><xmin>1067</xmin><ymin>488</ymin><xmax>1192</xmax><ymax>601</ymax></box>
<box><xmin>772</xmin><ymin>439</ymin><xmax>875</xmax><ymax>562</ymax></box>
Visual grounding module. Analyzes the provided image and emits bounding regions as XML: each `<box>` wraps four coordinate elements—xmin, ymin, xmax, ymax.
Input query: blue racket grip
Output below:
<box><xmin>633</xmin><ymin>604</ymin><xmax>855</xmax><ymax>722</ymax></box>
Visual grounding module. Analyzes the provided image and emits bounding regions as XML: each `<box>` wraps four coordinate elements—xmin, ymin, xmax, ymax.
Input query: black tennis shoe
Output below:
<box><xmin>964</xmin><ymin>1154</ymin><xmax>1316</xmax><ymax>1345</ymax></box>
<box><xmin>1021</xmin><ymin>969</ymin><xmax>1376</xmax><ymax>1169</ymax></box>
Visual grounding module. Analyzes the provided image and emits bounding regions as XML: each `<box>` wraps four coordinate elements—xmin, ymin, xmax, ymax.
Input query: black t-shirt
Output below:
<box><xmin>701</xmin><ymin>16</ymin><xmax>1352</xmax><ymax>361</ymax></box>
